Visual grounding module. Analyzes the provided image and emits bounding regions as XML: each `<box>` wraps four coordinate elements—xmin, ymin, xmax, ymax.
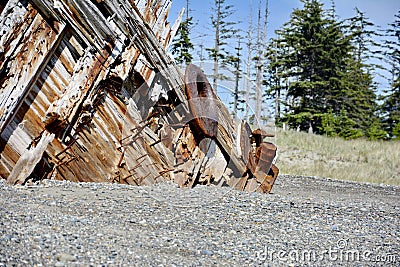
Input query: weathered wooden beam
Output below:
<box><xmin>0</xmin><ymin>0</ymin><xmax>37</xmax><ymax>72</ymax></box>
<box><xmin>43</xmin><ymin>46</ymin><xmax>110</xmax><ymax>134</ymax></box>
<box><xmin>0</xmin><ymin>11</ymin><xmax>66</xmax><ymax>133</ymax></box>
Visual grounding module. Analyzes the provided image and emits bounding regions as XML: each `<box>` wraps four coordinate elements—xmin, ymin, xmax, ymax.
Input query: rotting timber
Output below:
<box><xmin>0</xmin><ymin>0</ymin><xmax>279</xmax><ymax>193</ymax></box>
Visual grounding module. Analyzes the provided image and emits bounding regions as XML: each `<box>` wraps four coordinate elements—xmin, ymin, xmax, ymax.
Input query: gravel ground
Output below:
<box><xmin>0</xmin><ymin>175</ymin><xmax>399</xmax><ymax>266</ymax></box>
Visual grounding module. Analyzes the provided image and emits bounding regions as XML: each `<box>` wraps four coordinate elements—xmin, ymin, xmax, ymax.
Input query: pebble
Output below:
<box><xmin>200</xmin><ymin>250</ymin><xmax>214</xmax><ymax>256</ymax></box>
<box><xmin>56</xmin><ymin>253</ymin><xmax>76</xmax><ymax>262</ymax></box>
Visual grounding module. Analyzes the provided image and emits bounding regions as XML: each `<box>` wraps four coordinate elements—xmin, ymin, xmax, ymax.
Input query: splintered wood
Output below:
<box><xmin>0</xmin><ymin>0</ymin><xmax>278</xmax><ymax>193</ymax></box>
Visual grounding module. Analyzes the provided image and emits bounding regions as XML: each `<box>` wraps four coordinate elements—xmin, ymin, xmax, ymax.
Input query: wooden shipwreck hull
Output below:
<box><xmin>0</xmin><ymin>0</ymin><xmax>278</xmax><ymax>193</ymax></box>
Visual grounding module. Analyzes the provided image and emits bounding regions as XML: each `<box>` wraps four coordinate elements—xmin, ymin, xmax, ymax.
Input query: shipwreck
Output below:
<box><xmin>0</xmin><ymin>0</ymin><xmax>278</xmax><ymax>193</ymax></box>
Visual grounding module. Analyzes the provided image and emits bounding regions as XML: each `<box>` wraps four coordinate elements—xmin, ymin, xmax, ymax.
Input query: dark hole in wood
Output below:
<box><xmin>24</xmin><ymin>152</ymin><xmax>54</xmax><ymax>184</ymax></box>
<box><xmin>90</xmin><ymin>0</ymin><xmax>112</xmax><ymax>20</ymax></box>
<box><xmin>0</xmin><ymin>0</ymin><xmax>10</xmax><ymax>15</ymax></box>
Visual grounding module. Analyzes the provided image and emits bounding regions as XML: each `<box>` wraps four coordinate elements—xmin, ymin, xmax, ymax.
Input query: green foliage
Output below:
<box><xmin>336</xmin><ymin>112</ymin><xmax>364</xmax><ymax>139</ymax></box>
<box><xmin>206</xmin><ymin>0</ymin><xmax>238</xmax><ymax>63</ymax></box>
<box><xmin>318</xmin><ymin>110</ymin><xmax>337</xmax><ymax>137</ymax></box>
<box><xmin>171</xmin><ymin>17</ymin><xmax>194</xmax><ymax>65</ymax></box>
<box><xmin>283</xmin><ymin>112</ymin><xmax>313</xmax><ymax>132</ymax></box>
<box><xmin>366</xmin><ymin>120</ymin><xmax>388</xmax><ymax>141</ymax></box>
<box><xmin>382</xmin><ymin>10</ymin><xmax>400</xmax><ymax>138</ymax></box>
<box><xmin>393</xmin><ymin>121</ymin><xmax>400</xmax><ymax>140</ymax></box>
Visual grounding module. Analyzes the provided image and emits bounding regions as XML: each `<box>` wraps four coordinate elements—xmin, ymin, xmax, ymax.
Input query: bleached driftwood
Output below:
<box><xmin>6</xmin><ymin>131</ymin><xmax>54</xmax><ymax>185</ymax></box>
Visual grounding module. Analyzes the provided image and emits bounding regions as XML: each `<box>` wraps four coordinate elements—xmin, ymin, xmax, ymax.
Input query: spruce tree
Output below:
<box><xmin>229</xmin><ymin>38</ymin><xmax>244</xmax><ymax>119</ymax></box>
<box><xmin>272</xmin><ymin>0</ymin><xmax>341</xmax><ymax>133</ymax></box>
<box><xmin>344</xmin><ymin>8</ymin><xmax>385</xmax><ymax>138</ymax></box>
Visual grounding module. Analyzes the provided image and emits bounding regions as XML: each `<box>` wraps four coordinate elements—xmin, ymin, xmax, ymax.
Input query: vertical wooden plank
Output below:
<box><xmin>0</xmin><ymin>12</ymin><xmax>65</xmax><ymax>132</ymax></box>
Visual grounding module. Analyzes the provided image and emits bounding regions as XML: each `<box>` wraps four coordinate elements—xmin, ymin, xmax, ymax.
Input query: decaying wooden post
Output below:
<box><xmin>0</xmin><ymin>0</ymin><xmax>278</xmax><ymax>193</ymax></box>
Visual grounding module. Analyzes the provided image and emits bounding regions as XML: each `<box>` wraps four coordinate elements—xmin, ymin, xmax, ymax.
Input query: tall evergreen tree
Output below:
<box><xmin>382</xmin><ymin>10</ymin><xmax>400</xmax><ymax>139</ymax></box>
<box><xmin>206</xmin><ymin>0</ymin><xmax>238</xmax><ymax>92</ymax></box>
<box><xmin>265</xmin><ymin>37</ymin><xmax>287</xmax><ymax>126</ymax></box>
<box><xmin>230</xmin><ymin>38</ymin><xmax>244</xmax><ymax>119</ymax></box>
<box><xmin>170</xmin><ymin>0</ymin><xmax>194</xmax><ymax>66</ymax></box>
<box><xmin>274</xmin><ymin>0</ymin><xmax>339</xmax><ymax>133</ymax></box>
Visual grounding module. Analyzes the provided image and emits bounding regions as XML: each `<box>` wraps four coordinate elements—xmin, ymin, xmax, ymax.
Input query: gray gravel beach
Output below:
<box><xmin>0</xmin><ymin>175</ymin><xmax>399</xmax><ymax>266</ymax></box>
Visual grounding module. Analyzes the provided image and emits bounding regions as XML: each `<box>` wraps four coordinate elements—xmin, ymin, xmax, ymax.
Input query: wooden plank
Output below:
<box><xmin>197</xmin><ymin>138</ymin><xmax>227</xmax><ymax>185</ymax></box>
<box><xmin>0</xmin><ymin>12</ymin><xmax>66</xmax><ymax>132</ymax></box>
<box><xmin>31</xmin><ymin>0</ymin><xmax>112</xmax><ymax>52</ymax></box>
<box><xmin>129</xmin><ymin>19</ymin><xmax>186</xmax><ymax>102</ymax></box>
<box><xmin>0</xmin><ymin>0</ymin><xmax>38</xmax><ymax>72</ymax></box>
<box><xmin>43</xmin><ymin>47</ymin><xmax>108</xmax><ymax>132</ymax></box>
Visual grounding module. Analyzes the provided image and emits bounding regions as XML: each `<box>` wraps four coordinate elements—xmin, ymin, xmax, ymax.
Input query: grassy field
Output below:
<box><xmin>265</xmin><ymin>128</ymin><xmax>400</xmax><ymax>186</ymax></box>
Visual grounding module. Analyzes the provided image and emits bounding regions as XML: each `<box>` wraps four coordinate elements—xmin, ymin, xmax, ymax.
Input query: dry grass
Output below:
<box><xmin>266</xmin><ymin>128</ymin><xmax>400</xmax><ymax>186</ymax></box>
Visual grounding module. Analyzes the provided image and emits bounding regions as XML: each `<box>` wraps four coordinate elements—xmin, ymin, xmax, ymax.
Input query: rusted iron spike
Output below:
<box><xmin>159</xmin><ymin>169</ymin><xmax>174</xmax><ymax>175</ymax></box>
<box><xmin>137</xmin><ymin>173</ymin><xmax>151</xmax><ymax>185</ymax></box>
<box><xmin>56</xmin><ymin>154</ymin><xmax>67</xmax><ymax>164</ymax></box>
<box><xmin>251</xmin><ymin>128</ymin><xmax>275</xmax><ymax>147</ymax></box>
<box><xmin>135</xmin><ymin>154</ymin><xmax>148</xmax><ymax>162</ymax></box>
<box><xmin>56</xmin><ymin>150</ymin><xmax>76</xmax><ymax>164</ymax></box>
<box><xmin>153</xmin><ymin>169</ymin><xmax>175</xmax><ymax>180</ymax></box>
<box><xmin>149</xmin><ymin>139</ymin><xmax>162</xmax><ymax>147</ymax></box>
<box><xmin>149</xmin><ymin>136</ymin><xmax>170</xmax><ymax>147</ymax></box>
<box><xmin>119</xmin><ymin>121</ymin><xmax>152</xmax><ymax>145</ymax></box>
<box><xmin>184</xmin><ymin>64</ymin><xmax>218</xmax><ymax>138</ymax></box>
<box><xmin>129</xmin><ymin>156</ymin><xmax>148</xmax><ymax>170</ymax></box>
<box><xmin>167</xmin><ymin>122</ymin><xmax>187</xmax><ymax>129</ymax></box>
<box><xmin>55</xmin><ymin>138</ymin><xmax>78</xmax><ymax>158</ymax></box>
<box><xmin>120</xmin><ymin>173</ymin><xmax>139</xmax><ymax>185</ymax></box>
<box><xmin>55</xmin><ymin>156</ymin><xmax>78</xmax><ymax>168</ymax></box>
<box><xmin>117</xmin><ymin>147</ymin><xmax>127</xmax><ymax>168</ymax></box>
<box><xmin>130</xmin><ymin>120</ymin><xmax>153</xmax><ymax>132</ymax></box>
<box><xmin>127</xmin><ymin>169</ymin><xmax>137</xmax><ymax>174</ymax></box>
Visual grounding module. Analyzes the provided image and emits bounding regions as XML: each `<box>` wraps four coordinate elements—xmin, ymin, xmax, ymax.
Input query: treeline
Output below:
<box><xmin>170</xmin><ymin>0</ymin><xmax>400</xmax><ymax>140</ymax></box>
